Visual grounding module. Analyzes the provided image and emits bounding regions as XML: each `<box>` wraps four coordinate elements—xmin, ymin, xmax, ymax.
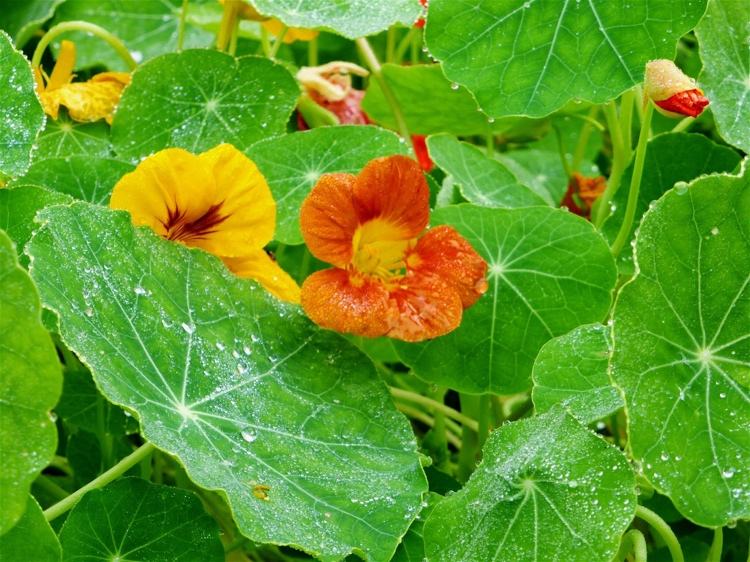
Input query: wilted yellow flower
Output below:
<box><xmin>34</xmin><ymin>40</ymin><xmax>130</xmax><ymax>124</ymax></box>
<box><xmin>110</xmin><ymin>144</ymin><xmax>300</xmax><ymax>302</ymax></box>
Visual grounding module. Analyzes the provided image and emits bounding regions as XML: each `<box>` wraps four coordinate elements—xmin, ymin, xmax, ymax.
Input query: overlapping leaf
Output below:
<box><xmin>247</xmin><ymin>0</ymin><xmax>421</xmax><ymax>39</ymax></box>
<box><xmin>423</xmin><ymin>410</ymin><xmax>636</xmax><ymax>562</ymax></box>
<box><xmin>0</xmin><ymin>0</ymin><xmax>63</xmax><ymax>48</ymax></box>
<box><xmin>112</xmin><ymin>50</ymin><xmax>299</xmax><ymax>161</ymax></box>
<box><xmin>612</xmin><ymin>164</ymin><xmax>750</xmax><ymax>526</ymax></box>
<box><xmin>34</xmin><ymin>113</ymin><xmax>112</xmax><ymax>160</ymax></box>
<box><xmin>0</xmin><ymin>496</ymin><xmax>60</xmax><ymax>561</ymax></box>
<box><xmin>425</xmin><ymin>0</ymin><xmax>707</xmax><ymax>117</ymax></box>
<box><xmin>58</xmin><ymin>478</ymin><xmax>223</xmax><ymax>561</ymax></box>
<box><xmin>0</xmin><ymin>31</ymin><xmax>45</xmax><ymax>181</ymax></box>
<box><xmin>0</xmin><ymin>230</ymin><xmax>61</xmax><ymax>535</ymax></box>
<box><xmin>28</xmin><ymin>202</ymin><xmax>427</xmax><ymax>561</ymax></box>
<box><xmin>532</xmin><ymin>323</ymin><xmax>623</xmax><ymax>424</ymax></box>
<box><xmin>695</xmin><ymin>0</ymin><xmax>750</xmax><ymax>153</ymax></box>
<box><xmin>396</xmin><ymin>205</ymin><xmax>616</xmax><ymax>394</ymax></box>
<box><xmin>248</xmin><ymin>126</ymin><xmax>409</xmax><ymax>245</ymax></box>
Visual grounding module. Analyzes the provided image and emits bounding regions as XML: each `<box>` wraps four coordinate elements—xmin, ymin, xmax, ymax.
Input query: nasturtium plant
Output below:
<box><xmin>1</xmin><ymin>3</ymin><xmax>748</xmax><ymax>561</ymax></box>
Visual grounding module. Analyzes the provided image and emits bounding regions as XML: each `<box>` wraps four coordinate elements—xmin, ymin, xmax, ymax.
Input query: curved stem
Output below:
<box><xmin>671</xmin><ymin>116</ymin><xmax>693</xmax><ymax>134</ymax></box>
<box><xmin>177</xmin><ymin>0</ymin><xmax>189</xmax><ymax>51</ymax></box>
<box><xmin>355</xmin><ymin>37</ymin><xmax>412</xmax><ymax>148</ymax></box>
<box><xmin>395</xmin><ymin>403</ymin><xmax>462</xmax><ymax>449</ymax></box>
<box><xmin>571</xmin><ymin>106</ymin><xmax>599</xmax><ymax>172</ymax></box>
<box><xmin>268</xmin><ymin>26</ymin><xmax>288</xmax><ymax>58</ymax></box>
<box><xmin>615</xmin><ymin>529</ymin><xmax>648</xmax><ymax>562</ymax></box>
<box><xmin>32</xmin><ymin>21</ymin><xmax>137</xmax><ymax>70</ymax></box>
<box><xmin>611</xmin><ymin>101</ymin><xmax>653</xmax><ymax>257</ymax></box>
<box><xmin>619</xmin><ymin>89</ymin><xmax>635</xmax><ymax>158</ymax></box>
<box><xmin>390</xmin><ymin>387</ymin><xmax>479</xmax><ymax>432</ymax></box>
<box><xmin>44</xmin><ymin>442</ymin><xmax>155</xmax><ymax>521</ymax></box>
<box><xmin>593</xmin><ymin>100</ymin><xmax>627</xmax><ymax>227</ymax></box>
<box><xmin>635</xmin><ymin>505</ymin><xmax>685</xmax><ymax>562</ymax></box>
<box><xmin>706</xmin><ymin>527</ymin><xmax>723</xmax><ymax>562</ymax></box>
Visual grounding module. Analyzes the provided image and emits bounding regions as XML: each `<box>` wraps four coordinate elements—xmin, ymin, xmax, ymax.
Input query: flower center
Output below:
<box><xmin>164</xmin><ymin>203</ymin><xmax>228</xmax><ymax>242</ymax></box>
<box><xmin>350</xmin><ymin>218</ymin><xmax>415</xmax><ymax>281</ymax></box>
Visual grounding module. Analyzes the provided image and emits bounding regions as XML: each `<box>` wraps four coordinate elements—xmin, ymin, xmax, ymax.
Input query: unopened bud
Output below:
<box><xmin>644</xmin><ymin>59</ymin><xmax>709</xmax><ymax>118</ymax></box>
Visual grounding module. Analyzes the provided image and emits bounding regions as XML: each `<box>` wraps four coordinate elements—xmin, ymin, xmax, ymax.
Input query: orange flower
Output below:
<box><xmin>299</xmin><ymin>155</ymin><xmax>487</xmax><ymax>341</ymax></box>
<box><xmin>34</xmin><ymin>40</ymin><xmax>130</xmax><ymax>124</ymax></box>
<box><xmin>110</xmin><ymin>144</ymin><xmax>300</xmax><ymax>302</ymax></box>
<box><xmin>644</xmin><ymin>59</ymin><xmax>709</xmax><ymax>118</ymax></box>
<box><xmin>561</xmin><ymin>173</ymin><xmax>607</xmax><ymax>219</ymax></box>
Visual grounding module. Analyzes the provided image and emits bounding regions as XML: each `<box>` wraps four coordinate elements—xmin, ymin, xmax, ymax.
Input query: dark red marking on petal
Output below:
<box><xmin>164</xmin><ymin>202</ymin><xmax>228</xmax><ymax>242</ymax></box>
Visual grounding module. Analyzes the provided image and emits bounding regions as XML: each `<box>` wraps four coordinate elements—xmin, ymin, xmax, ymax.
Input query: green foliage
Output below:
<box><xmin>0</xmin><ymin>230</ymin><xmax>61</xmax><ymax>535</ymax></box>
<box><xmin>0</xmin><ymin>496</ymin><xmax>60</xmax><ymax>562</ymax></box>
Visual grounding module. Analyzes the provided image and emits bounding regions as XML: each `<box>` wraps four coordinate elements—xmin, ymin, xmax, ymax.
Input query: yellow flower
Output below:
<box><xmin>261</xmin><ymin>18</ymin><xmax>319</xmax><ymax>44</ymax></box>
<box><xmin>34</xmin><ymin>40</ymin><xmax>130</xmax><ymax>124</ymax></box>
<box><xmin>109</xmin><ymin>144</ymin><xmax>300</xmax><ymax>303</ymax></box>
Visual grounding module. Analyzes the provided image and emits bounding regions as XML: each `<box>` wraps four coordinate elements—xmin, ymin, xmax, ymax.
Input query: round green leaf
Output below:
<box><xmin>52</xmin><ymin>0</ymin><xmax>214</xmax><ymax>71</ymax></box>
<box><xmin>425</xmin><ymin>0</ymin><xmax>707</xmax><ymax>118</ymax></box>
<box><xmin>396</xmin><ymin>205</ymin><xmax>616</xmax><ymax>394</ymax></box>
<box><xmin>423</xmin><ymin>410</ymin><xmax>636</xmax><ymax>562</ymax></box>
<box><xmin>695</xmin><ymin>0</ymin><xmax>750</xmax><ymax>153</ymax></box>
<box><xmin>0</xmin><ymin>496</ymin><xmax>60</xmax><ymax>561</ymax></box>
<box><xmin>112</xmin><ymin>50</ymin><xmax>299</xmax><ymax>161</ymax></box>
<box><xmin>0</xmin><ymin>230</ymin><xmax>61</xmax><ymax>535</ymax></box>
<box><xmin>612</xmin><ymin>165</ymin><xmax>750</xmax><ymax>526</ymax></box>
<box><xmin>12</xmin><ymin>156</ymin><xmax>134</xmax><ymax>205</ymax></box>
<box><xmin>247</xmin><ymin>125</ymin><xmax>410</xmax><ymax>245</ymax></box>
<box><xmin>59</xmin><ymin>478</ymin><xmax>223</xmax><ymax>561</ymax></box>
<box><xmin>602</xmin><ymin>133</ymin><xmax>741</xmax><ymax>274</ymax></box>
<box><xmin>0</xmin><ymin>0</ymin><xmax>64</xmax><ymax>48</ymax></box>
<box><xmin>0</xmin><ymin>185</ymin><xmax>71</xmax><ymax>268</ymax></box>
<box><xmin>0</xmin><ymin>31</ymin><xmax>45</xmax><ymax>181</ymax></box>
<box><xmin>362</xmin><ymin>64</ymin><xmax>541</xmax><ymax>137</ymax></box>
<box><xmin>247</xmin><ymin>0</ymin><xmax>421</xmax><ymax>39</ymax></box>
<box><xmin>35</xmin><ymin>113</ymin><xmax>112</xmax><ymax>160</ymax></box>
<box><xmin>27</xmin><ymin>203</ymin><xmax>427</xmax><ymax>561</ymax></box>
<box><xmin>532</xmin><ymin>323</ymin><xmax>623</xmax><ymax>424</ymax></box>
<box><xmin>427</xmin><ymin>135</ymin><xmax>546</xmax><ymax>208</ymax></box>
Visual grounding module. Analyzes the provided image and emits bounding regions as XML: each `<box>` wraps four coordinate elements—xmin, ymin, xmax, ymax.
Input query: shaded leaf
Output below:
<box><xmin>0</xmin><ymin>0</ymin><xmax>64</xmax><ymax>48</ymax></box>
<box><xmin>0</xmin><ymin>496</ymin><xmax>60</xmax><ymax>561</ymax></box>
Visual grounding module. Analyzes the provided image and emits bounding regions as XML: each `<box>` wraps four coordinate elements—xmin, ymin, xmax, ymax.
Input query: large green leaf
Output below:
<box><xmin>695</xmin><ymin>0</ymin><xmax>750</xmax><ymax>153</ymax></box>
<box><xmin>52</xmin><ymin>0</ymin><xmax>214</xmax><ymax>71</ymax></box>
<box><xmin>611</xmin><ymin>164</ymin><xmax>750</xmax><ymax>526</ymax></box>
<box><xmin>112</xmin><ymin>50</ymin><xmax>299</xmax><ymax>161</ymax></box>
<box><xmin>247</xmin><ymin>0</ymin><xmax>421</xmax><ymax>39</ymax></box>
<box><xmin>0</xmin><ymin>185</ymin><xmax>71</xmax><ymax>268</ymax></box>
<box><xmin>58</xmin><ymin>478</ymin><xmax>223</xmax><ymax>561</ymax></box>
<box><xmin>532</xmin><ymin>323</ymin><xmax>623</xmax><ymax>424</ymax></box>
<box><xmin>424</xmin><ymin>0</ymin><xmax>707</xmax><ymax>118</ymax></box>
<box><xmin>28</xmin><ymin>202</ymin><xmax>427</xmax><ymax>561</ymax></box>
<box><xmin>35</xmin><ymin>113</ymin><xmax>112</xmax><ymax>160</ymax></box>
<box><xmin>395</xmin><ymin>205</ymin><xmax>616</xmax><ymax>394</ymax></box>
<box><xmin>0</xmin><ymin>31</ymin><xmax>45</xmax><ymax>181</ymax></box>
<box><xmin>0</xmin><ymin>230</ymin><xmax>61</xmax><ymax>535</ymax></box>
<box><xmin>362</xmin><ymin>64</ymin><xmax>541</xmax><ymax>137</ymax></box>
<box><xmin>13</xmin><ymin>156</ymin><xmax>133</xmax><ymax>205</ymax></box>
<box><xmin>423</xmin><ymin>410</ymin><xmax>636</xmax><ymax>562</ymax></box>
<box><xmin>0</xmin><ymin>0</ymin><xmax>64</xmax><ymax>48</ymax></box>
<box><xmin>602</xmin><ymin>133</ymin><xmax>741</xmax><ymax>274</ymax></box>
<box><xmin>247</xmin><ymin>125</ymin><xmax>409</xmax><ymax>245</ymax></box>
<box><xmin>0</xmin><ymin>496</ymin><xmax>60</xmax><ymax>561</ymax></box>
<box><xmin>427</xmin><ymin>135</ymin><xmax>546</xmax><ymax>208</ymax></box>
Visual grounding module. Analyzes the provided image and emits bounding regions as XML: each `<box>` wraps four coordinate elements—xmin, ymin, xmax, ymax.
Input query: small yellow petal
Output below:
<box><xmin>223</xmin><ymin>250</ymin><xmax>301</xmax><ymax>303</ymax></box>
<box><xmin>46</xmin><ymin>73</ymin><xmax>129</xmax><ymax>124</ymax></box>
<box><xmin>262</xmin><ymin>19</ymin><xmax>318</xmax><ymax>43</ymax></box>
<box><xmin>47</xmin><ymin>40</ymin><xmax>76</xmax><ymax>91</ymax></box>
<box><xmin>110</xmin><ymin>149</ymin><xmax>217</xmax><ymax>234</ymax></box>
<box><xmin>197</xmin><ymin>144</ymin><xmax>276</xmax><ymax>255</ymax></box>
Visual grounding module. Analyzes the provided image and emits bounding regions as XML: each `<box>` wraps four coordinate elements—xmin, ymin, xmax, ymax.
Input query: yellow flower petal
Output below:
<box><xmin>110</xmin><ymin>148</ymin><xmax>217</xmax><ymax>236</ymax></box>
<box><xmin>46</xmin><ymin>40</ymin><xmax>76</xmax><ymax>90</ymax></box>
<box><xmin>262</xmin><ymin>19</ymin><xmax>318</xmax><ymax>43</ymax></box>
<box><xmin>196</xmin><ymin>144</ymin><xmax>276</xmax><ymax>255</ymax></box>
<box><xmin>40</xmin><ymin>72</ymin><xmax>130</xmax><ymax>124</ymax></box>
<box><xmin>223</xmin><ymin>250</ymin><xmax>301</xmax><ymax>303</ymax></box>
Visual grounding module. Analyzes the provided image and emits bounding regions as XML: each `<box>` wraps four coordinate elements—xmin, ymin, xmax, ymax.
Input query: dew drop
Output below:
<box><xmin>241</xmin><ymin>430</ymin><xmax>257</xmax><ymax>443</ymax></box>
<box><xmin>722</xmin><ymin>468</ymin><xmax>735</xmax><ymax>478</ymax></box>
<box><xmin>450</xmin><ymin>82</ymin><xmax>460</xmax><ymax>91</ymax></box>
<box><xmin>674</xmin><ymin>181</ymin><xmax>689</xmax><ymax>195</ymax></box>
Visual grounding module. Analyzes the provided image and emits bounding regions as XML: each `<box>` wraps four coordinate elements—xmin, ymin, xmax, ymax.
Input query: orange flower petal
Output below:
<box><xmin>407</xmin><ymin>226</ymin><xmax>488</xmax><ymax>308</ymax></box>
<box><xmin>299</xmin><ymin>173</ymin><xmax>360</xmax><ymax>267</ymax></box>
<box><xmin>353</xmin><ymin>155</ymin><xmax>429</xmax><ymax>238</ymax></box>
<box><xmin>300</xmin><ymin>268</ymin><xmax>390</xmax><ymax>337</ymax></box>
<box><xmin>386</xmin><ymin>273</ymin><xmax>463</xmax><ymax>342</ymax></box>
<box><xmin>223</xmin><ymin>249</ymin><xmax>300</xmax><ymax>303</ymax></box>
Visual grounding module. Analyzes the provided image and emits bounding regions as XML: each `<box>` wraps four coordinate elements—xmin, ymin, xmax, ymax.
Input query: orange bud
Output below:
<box><xmin>644</xmin><ymin>59</ymin><xmax>709</xmax><ymax>118</ymax></box>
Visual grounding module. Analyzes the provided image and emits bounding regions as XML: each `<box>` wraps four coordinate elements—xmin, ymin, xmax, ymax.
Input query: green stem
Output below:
<box><xmin>177</xmin><ymin>0</ymin><xmax>189</xmax><ymax>51</ymax></box>
<box><xmin>615</xmin><ymin>529</ymin><xmax>648</xmax><ymax>562</ymax></box>
<box><xmin>390</xmin><ymin>387</ymin><xmax>479</xmax><ymax>432</ymax></box>
<box><xmin>457</xmin><ymin>393</ymin><xmax>481</xmax><ymax>481</ymax></box>
<box><xmin>635</xmin><ymin>505</ymin><xmax>685</xmax><ymax>562</ymax></box>
<box><xmin>486</xmin><ymin>131</ymin><xmax>494</xmax><ymax>157</ymax></box>
<box><xmin>490</xmin><ymin>395</ymin><xmax>505</xmax><ymax>426</ymax></box>
<box><xmin>307</xmin><ymin>36</ymin><xmax>318</xmax><ymax>66</ymax></box>
<box><xmin>552</xmin><ymin>122</ymin><xmax>573</xmax><ymax>178</ymax></box>
<box><xmin>619</xmin><ymin>89</ymin><xmax>635</xmax><ymax>158</ymax></box>
<box><xmin>430</xmin><ymin>387</ymin><xmax>448</xmax><ymax>453</ymax></box>
<box><xmin>476</xmin><ymin>394</ymin><xmax>491</xmax><ymax>451</ymax></box>
<box><xmin>410</xmin><ymin>29</ymin><xmax>420</xmax><ymax>64</ymax></box>
<box><xmin>259</xmin><ymin>26</ymin><xmax>271</xmax><ymax>57</ymax></box>
<box><xmin>571</xmin><ymin>106</ymin><xmax>599</xmax><ymax>172</ymax></box>
<box><xmin>593</xmin><ymin>100</ymin><xmax>629</xmax><ymax>227</ymax></box>
<box><xmin>44</xmin><ymin>442</ymin><xmax>155</xmax><ymax>521</ymax></box>
<box><xmin>268</xmin><ymin>26</ymin><xmax>288</xmax><ymax>58</ymax></box>
<box><xmin>706</xmin><ymin>527</ymin><xmax>723</xmax><ymax>562</ymax></box>
<box><xmin>394</xmin><ymin>27</ymin><xmax>417</xmax><ymax>63</ymax></box>
<box><xmin>32</xmin><ymin>21</ymin><xmax>137</xmax><ymax>70</ymax></box>
<box><xmin>228</xmin><ymin>16</ymin><xmax>239</xmax><ymax>56</ymax></box>
<box><xmin>35</xmin><ymin>475</ymin><xmax>70</xmax><ymax>501</ymax></box>
<box><xmin>671</xmin><ymin>116</ymin><xmax>693</xmax><ymax>133</ymax></box>
<box><xmin>356</xmin><ymin>37</ymin><xmax>412</xmax><ymax>147</ymax></box>
<box><xmin>386</xmin><ymin>27</ymin><xmax>397</xmax><ymax>63</ymax></box>
<box><xmin>611</xmin><ymin>101</ymin><xmax>653</xmax><ymax>257</ymax></box>
<box><xmin>395</xmin><ymin>403</ymin><xmax>462</xmax><ymax>449</ymax></box>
